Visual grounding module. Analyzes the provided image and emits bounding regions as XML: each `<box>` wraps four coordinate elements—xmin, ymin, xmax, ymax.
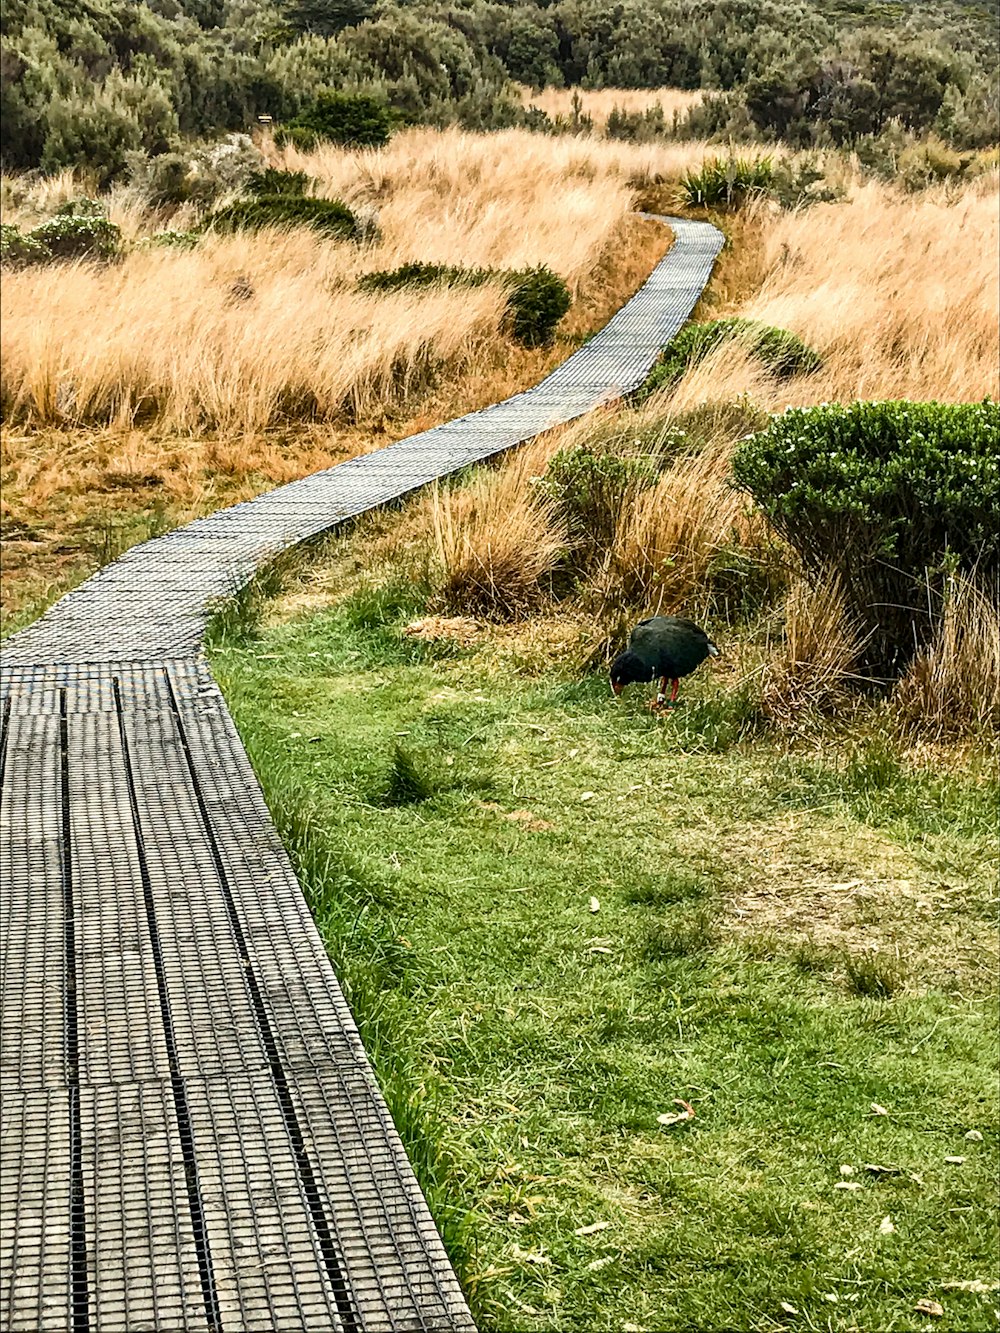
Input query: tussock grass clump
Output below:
<box><xmin>433</xmin><ymin>474</ymin><xmax>567</xmax><ymax>620</ymax></box>
<box><xmin>894</xmin><ymin>575</ymin><xmax>1000</xmax><ymax>739</ymax></box>
<box><xmin>761</xmin><ymin>576</ymin><xmax>865</xmax><ymax>726</ymax></box>
<box><xmin>381</xmin><ymin>744</ymin><xmax>437</xmax><ymax>806</ymax></box>
<box><xmin>843</xmin><ymin>949</ymin><xmax>907</xmax><ymax>999</ymax></box>
<box><xmin>603</xmin><ymin>438</ymin><xmax>759</xmax><ymax>613</ymax></box>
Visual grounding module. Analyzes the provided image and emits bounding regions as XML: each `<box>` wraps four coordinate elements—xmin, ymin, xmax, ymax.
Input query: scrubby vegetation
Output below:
<box><xmin>2</xmin><ymin>0</ymin><xmax>998</xmax><ymax>185</ymax></box>
<box><xmin>636</xmin><ymin>319</ymin><xmax>822</xmax><ymax>399</ymax></box>
<box><xmin>204</xmin><ymin>193</ymin><xmax>364</xmax><ymax>239</ymax></box>
<box><xmin>732</xmin><ymin>400</ymin><xmax>1000</xmax><ymax>678</ymax></box>
<box><xmin>359</xmin><ymin>262</ymin><xmax>571</xmax><ymax>346</ymax></box>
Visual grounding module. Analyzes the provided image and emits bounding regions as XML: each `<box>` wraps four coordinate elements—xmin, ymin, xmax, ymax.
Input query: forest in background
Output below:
<box><xmin>2</xmin><ymin>0</ymin><xmax>998</xmax><ymax>181</ymax></box>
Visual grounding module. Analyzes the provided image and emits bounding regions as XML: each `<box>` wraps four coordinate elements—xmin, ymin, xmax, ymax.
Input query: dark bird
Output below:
<box><xmin>610</xmin><ymin>616</ymin><xmax>720</xmax><ymax>709</ymax></box>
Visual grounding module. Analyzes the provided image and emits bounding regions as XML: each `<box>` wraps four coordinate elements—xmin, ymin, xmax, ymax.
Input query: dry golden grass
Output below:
<box><xmin>596</xmin><ymin>437</ymin><xmax>752</xmax><ymax>614</ymax></box>
<box><xmin>516</xmin><ymin>85</ymin><xmax>704</xmax><ymax>129</ymax></box>
<box><xmin>1</xmin><ymin>128</ymin><xmax>721</xmax><ymax>439</ymax></box>
<box><xmin>894</xmin><ymin>575</ymin><xmax>1000</xmax><ymax>738</ymax></box>
<box><xmin>760</xmin><ymin>576</ymin><xmax>866</xmax><ymax>725</ymax></box>
<box><xmin>432</xmin><ymin>439</ymin><xmax>568</xmax><ymax>619</ymax></box>
<box><xmin>661</xmin><ymin>176</ymin><xmax>1000</xmax><ymax>412</ymax></box>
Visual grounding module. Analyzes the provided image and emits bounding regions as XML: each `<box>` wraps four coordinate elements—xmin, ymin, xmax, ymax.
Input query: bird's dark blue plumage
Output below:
<box><xmin>610</xmin><ymin>616</ymin><xmax>719</xmax><ymax>705</ymax></box>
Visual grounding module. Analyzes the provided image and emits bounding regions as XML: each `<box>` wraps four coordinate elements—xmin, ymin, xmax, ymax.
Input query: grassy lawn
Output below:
<box><xmin>211</xmin><ymin>556</ymin><xmax>998</xmax><ymax>1333</ymax></box>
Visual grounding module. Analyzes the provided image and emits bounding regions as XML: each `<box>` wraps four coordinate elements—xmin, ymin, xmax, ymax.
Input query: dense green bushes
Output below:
<box><xmin>205</xmin><ymin>196</ymin><xmax>363</xmax><ymax>240</ymax></box>
<box><xmin>275</xmin><ymin>92</ymin><xmax>393</xmax><ymax>150</ymax></box>
<box><xmin>637</xmin><ymin>320</ymin><xmax>822</xmax><ymax>399</ymax></box>
<box><xmin>731</xmin><ymin>400</ymin><xmax>1000</xmax><ymax>676</ymax></box>
<box><xmin>358</xmin><ymin>262</ymin><xmax>571</xmax><ymax>346</ymax></box>
<box><xmin>0</xmin><ymin>206</ymin><xmax>121</xmax><ymax>265</ymax></box>
<box><xmin>2</xmin><ymin>0</ymin><xmax>994</xmax><ymax>180</ymax></box>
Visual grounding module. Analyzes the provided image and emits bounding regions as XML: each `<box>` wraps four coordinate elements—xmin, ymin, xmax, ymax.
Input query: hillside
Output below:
<box><xmin>2</xmin><ymin>0</ymin><xmax>997</xmax><ymax>176</ymax></box>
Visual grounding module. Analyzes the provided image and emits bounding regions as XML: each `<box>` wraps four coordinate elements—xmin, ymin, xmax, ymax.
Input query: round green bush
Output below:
<box><xmin>205</xmin><ymin>195</ymin><xmax>363</xmax><ymax>241</ymax></box>
<box><xmin>245</xmin><ymin>168</ymin><xmax>310</xmax><ymax>198</ymax></box>
<box><xmin>29</xmin><ymin>214</ymin><xmax>121</xmax><ymax>260</ymax></box>
<box><xmin>357</xmin><ymin>261</ymin><xmax>570</xmax><ymax>347</ymax></box>
<box><xmin>535</xmin><ymin>443</ymin><xmax>658</xmax><ymax>561</ymax></box>
<box><xmin>276</xmin><ymin>92</ymin><xmax>392</xmax><ymax>150</ymax></box>
<box><xmin>504</xmin><ymin>266</ymin><xmax>572</xmax><ymax>347</ymax></box>
<box><xmin>0</xmin><ymin>223</ymin><xmax>50</xmax><ymax>267</ymax></box>
<box><xmin>637</xmin><ymin>318</ymin><xmax>821</xmax><ymax>399</ymax></box>
<box><xmin>731</xmin><ymin>399</ymin><xmax>1000</xmax><ymax>677</ymax></box>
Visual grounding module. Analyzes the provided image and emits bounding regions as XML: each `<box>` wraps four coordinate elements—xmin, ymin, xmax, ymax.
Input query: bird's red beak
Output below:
<box><xmin>611</xmin><ymin>680</ymin><xmax>623</xmax><ymax>696</ymax></box>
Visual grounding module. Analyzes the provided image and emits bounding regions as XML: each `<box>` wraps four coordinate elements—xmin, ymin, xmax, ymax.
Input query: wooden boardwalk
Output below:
<box><xmin>0</xmin><ymin>217</ymin><xmax>722</xmax><ymax>1331</ymax></box>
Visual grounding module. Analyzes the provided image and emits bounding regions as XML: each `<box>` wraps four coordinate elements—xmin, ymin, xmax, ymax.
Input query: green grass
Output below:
<box><xmin>211</xmin><ymin>573</ymin><xmax>998</xmax><ymax>1332</ymax></box>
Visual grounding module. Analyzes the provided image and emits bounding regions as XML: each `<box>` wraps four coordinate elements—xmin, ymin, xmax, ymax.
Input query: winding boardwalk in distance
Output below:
<box><xmin>0</xmin><ymin>217</ymin><xmax>723</xmax><ymax>1332</ymax></box>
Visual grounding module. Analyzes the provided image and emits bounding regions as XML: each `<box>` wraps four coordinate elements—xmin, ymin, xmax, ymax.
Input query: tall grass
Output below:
<box><xmin>516</xmin><ymin>85</ymin><xmax>704</xmax><ymax>129</ymax></box>
<box><xmin>432</xmin><ymin>440</ymin><xmax>568</xmax><ymax>619</ymax></box>
<box><xmin>894</xmin><ymin>574</ymin><xmax>1000</xmax><ymax>738</ymax></box>
<box><xmin>660</xmin><ymin>177</ymin><xmax>1000</xmax><ymax>410</ymax></box>
<box><xmin>760</xmin><ymin>575</ymin><xmax>865</xmax><ymax>725</ymax></box>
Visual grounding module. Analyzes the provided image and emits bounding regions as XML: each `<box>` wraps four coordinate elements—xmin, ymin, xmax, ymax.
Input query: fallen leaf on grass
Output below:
<box><xmin>835</xmin><ymin>1181</ymin><xmax>863</xmax><ymax>1191</ymax></box>
<box><xmin>941</xmin><ymin>1280</ymin><xmax>998</xmax><ymax>1293</ymax></box>
<box><xmin>479</xmin><ymin>802</ymin><xmax>554</xmax><ymax>832</ymax></box>
<box><xmin>586</xmin><ymin>1256</ymin><xmax>614</xmax><ymax>1272</ymax></box>
<box><xmin>511</xmin><ymin>1245</ymin><xmax>550</xmax><ymax>1266</ymax></box>
<box><xmin>914</xmin><ymin>1299</ymin><xmax>944</xmax><ymax>1317</ymax></box>
<box><xmin>879</xmin><ymin>1216</ymin><xmax>896</xmax><ymax>1234</ymax></box>
<box><xmin>865</xmin><ymin>1163</ymin><xmax>903</xmax><ymax>1176</ymax></box>
<box><xmin>839</xmin><ymin>1164</ymin><xmax>855</xmax><ymax>1176</ymax></box>
<box><xmin>964</xmin><ymin>1129</ymin><xmax>983</xmax><ymax>1142</ymax></box>
<box><xmin>871</xmin><ymin>1102</ymin><xmax>889</xmax><ymax>1116</ymax></box>
<box><xmin>779</xmin><ymin>1301</ymin><xmax>799</xmax><ymax>1315</ymax></box>
<box><xmin>589</xmin><ymin>946</ymin><xmax>613</xmax><ymax>955</ymax></box>
<box><xmin>944</xmin><ymin>1155</ymin><xmax>966</xmax><ymax>1165</ymax></box>
<box><xmin>822</xmin><ymin>1293</ymin><xmax>838</xmax><ymax>1304</ymax></box>
<box><xmin>580</xmin><ymin>791</ymin><xmax>596</xmax><ymax>802</ymax></box>
<box><xmin>589</xmin><ymin>896</ymin><xmax>600</xmax><ymax>914</ymax></box>
<box><xmin>657</xmin><ymin>1099</ymin><xmax>695</xmax><ymax>1128</ymax></box>
<box><xmin>574</xmin><ymin>1220</ymin><xmax>610</xmax><ymax>1237</ymax></box>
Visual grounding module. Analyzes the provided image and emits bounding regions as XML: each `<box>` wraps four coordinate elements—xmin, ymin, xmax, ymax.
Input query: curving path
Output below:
<box><xmin>0</xmin><ymin>217</ymin><xmax>723</xmax><ymax>1332</ymax></box>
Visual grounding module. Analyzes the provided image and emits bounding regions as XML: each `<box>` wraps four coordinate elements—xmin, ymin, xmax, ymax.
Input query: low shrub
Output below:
<box><xmin>636</xmin><ymin>319</ymin><xmax>821</xmax><ymax>400</ymax></box>
<box><xmin>534</xmin><ymin>443</ymin><xmax>658</xmax><ymax>563</ymax></box>
<box><xmin>52</xmin><ymin>197</ymin><xmax>106</xmax><ymax>219</ymax></box>
<box><xmin>205</xmin><ymin>195</ymin><xmax>362</xmax><ymax>240</ymax></box>
<box><xmin>245</xmin><ymin>167</ymin><xmax>310</xmax><ymax>197</ymax></box>
<box><xmin>29</xmin><ymin>213</ymin><xmax>121</xmax><ymax>260</ymax></box>
<box><xmin>506</xmin><ymin>265</ymin><xmax>571</xmax><ymax>347</ymax></box>
<box><xmin>358</xmin><ymin>261</ymin><xmax>570</xmax><ymax>346</ymax></box>
<box><xmin>276</xmin><ymin>91</ymin><xmax>392</xmax><ymax>150</ymax></box>
<box><xmin>680</xmin><ymin>155</ymin><xmax>774</xmax><ymax>208</ymax></box>
<box><xmin>731</xmin><ymin>400</ymin><xmax>1000</xmax><ymax>677</ymax></box>
<box><xmin>0</xmin><ymin>222</ymin><xmax>50</xmax><ymax>267</ymax></box>
<box><xmin>148</xmin><ymin>229</ymin><xmax>201</xmax><ymax>249</ymax></box>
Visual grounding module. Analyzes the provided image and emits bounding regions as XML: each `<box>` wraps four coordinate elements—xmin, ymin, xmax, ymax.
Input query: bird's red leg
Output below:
<box><xmin>669</xmin><ymin>677</ymin><xmax>680</xmax><ymax>704</ymax></box>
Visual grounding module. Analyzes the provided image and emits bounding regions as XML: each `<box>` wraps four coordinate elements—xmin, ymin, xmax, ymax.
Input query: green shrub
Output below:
<box><xmin>0</xmin><ymin>223</ymin><xmax>50</xmax><ymax>267</ymax></box>
<box><xmin>148</xmin><ymin>229</ymin><xmax>201</xmax><ymax>249</ymax></box>
<box><xmin>276</xmin><ymin>91</ymin><xmax>392</xmax><ymax>150</ymax></box>
<box><xmin>636</xmin><ymin>319</ymin><xmax>821</xmax><ymax>399</ymax></box>
<box><xmin>505</xmin><ymin>265</ymin><xmax>571</xmax><ymax>347</ymax></box>
<box><xmin>205</xmin><ymin>195</ymin><xmax>363</xmax><ymax>241</ymax></box>
<box><xmin>358</xmin><ymin>261</ymin><xmax>570</xmax><ymax>346</ymax></box>
<box><xmin>245</xmin><ymin>168</ymin><xmax>311</xmax><ymax>197</ymax></box>
<box><xmin>680</xmin><ymin>155</ymin><xmax>774</xmax><ymax>208</ymax></box>
<box><xmin>29</xmin><ymin>213</ymin><xmax>121</xmax><ymax>260</ymax></box>
<box><xmin>53</xmin><ymin>197</ymin><xmax>106</xmax><ymax>219</ymax></box>
<box><xmin>535</xmin><ymin>444</ymin><xmax>658</xmax><ymax>560</ymax></box>
<box><xmin>731</xmin><ymin>400</ymin><xmax>1000</xmax><ymax>677</ymax></box>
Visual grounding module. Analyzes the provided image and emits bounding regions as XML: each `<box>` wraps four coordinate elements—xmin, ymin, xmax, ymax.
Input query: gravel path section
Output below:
<box><xmin>0</xmin><ymin>217</ymin><xmax>722</xmax><ymax>1332</ymax></box>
